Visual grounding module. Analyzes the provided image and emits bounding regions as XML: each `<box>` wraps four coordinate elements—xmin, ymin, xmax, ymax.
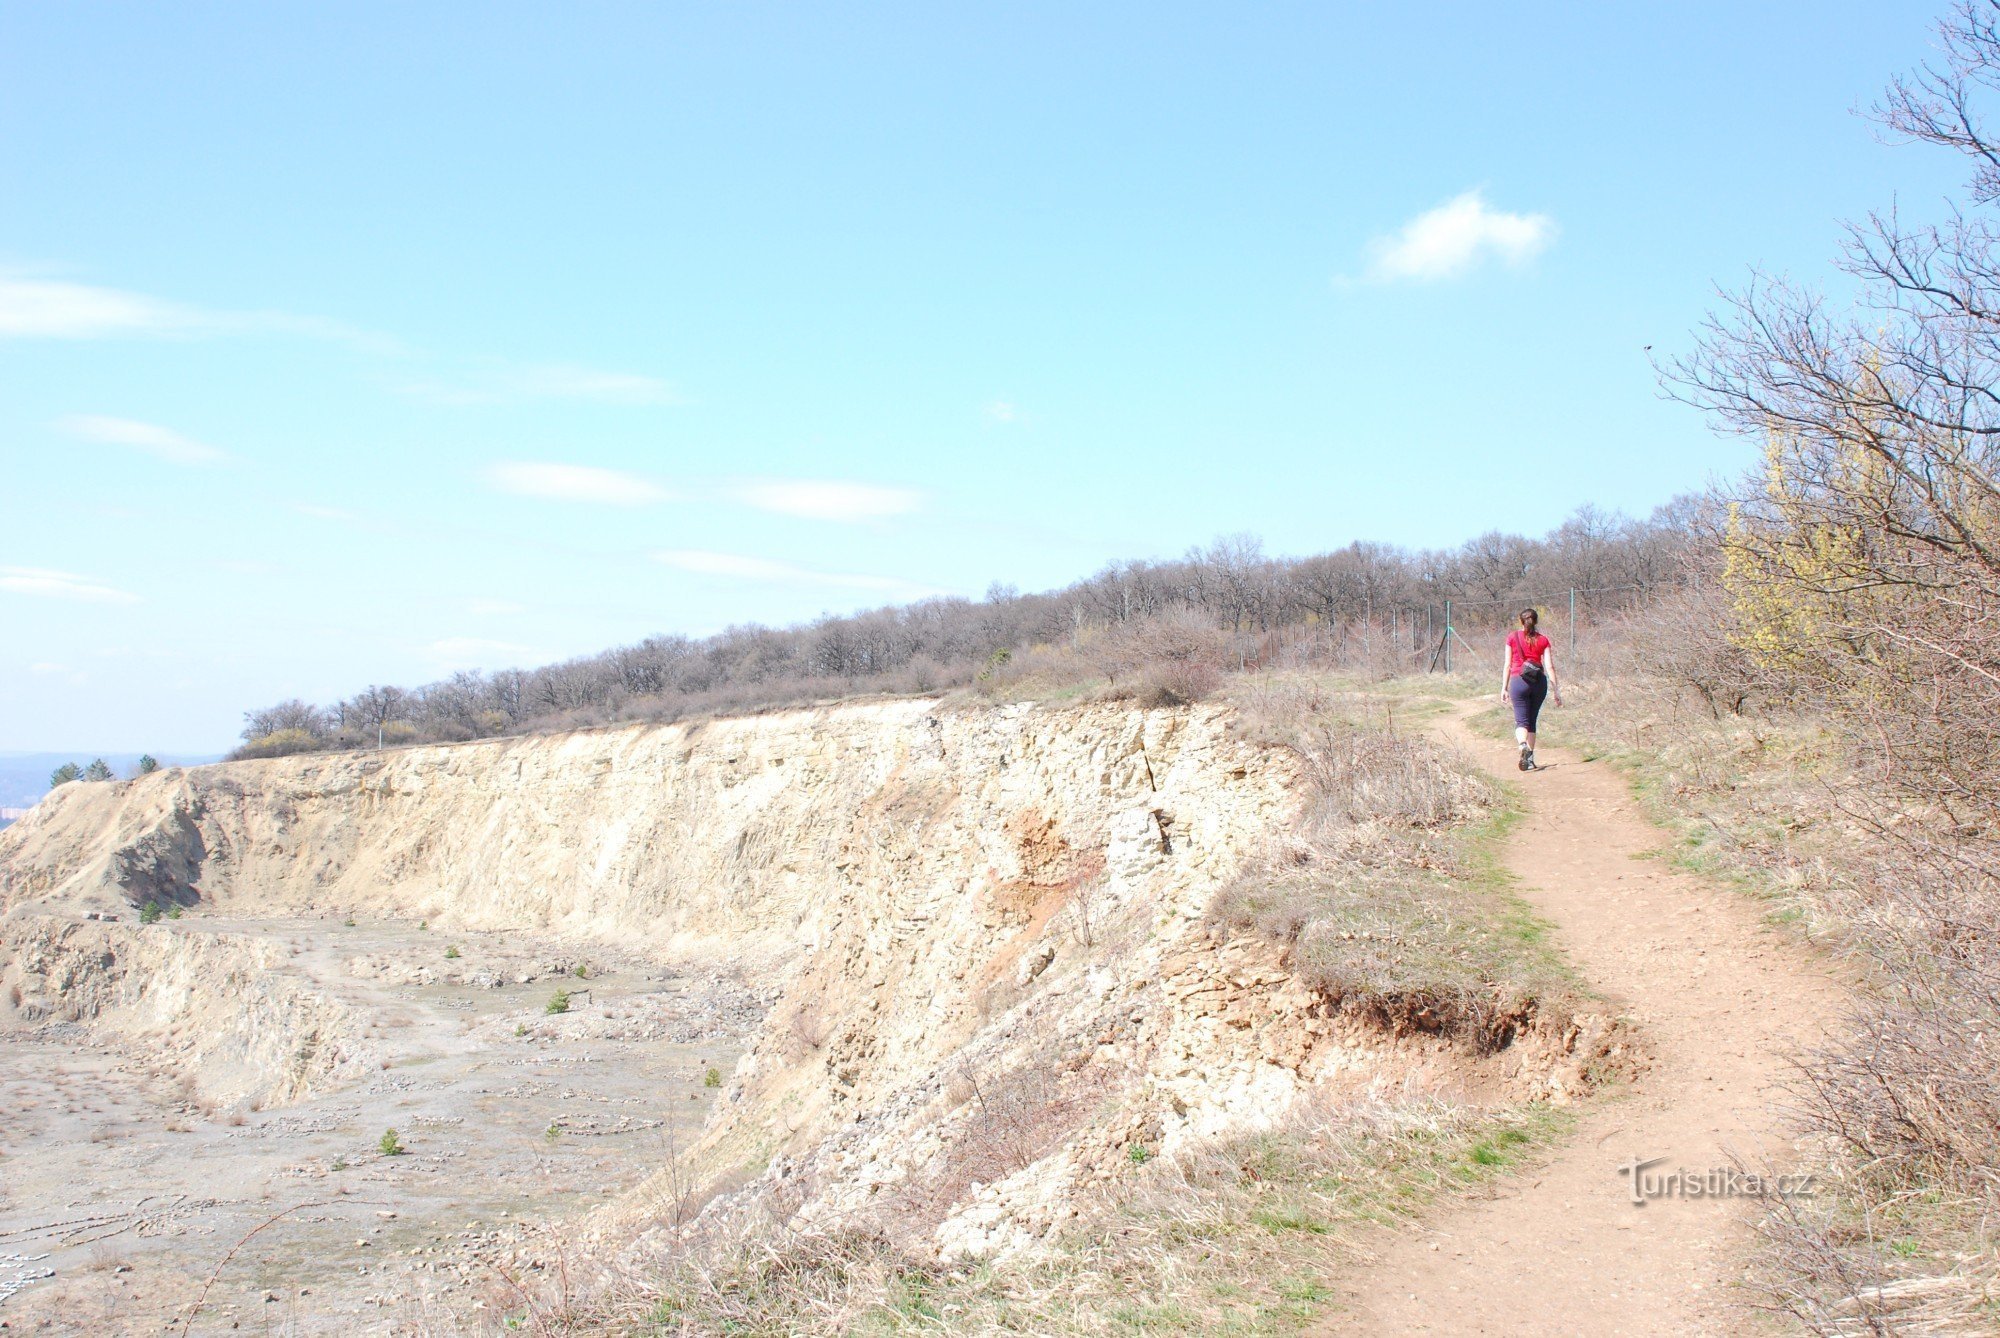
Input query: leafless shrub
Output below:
<box><xmin>1136</xmin><ymin>655</ymin><xmax>1222</xmax><ymax>707</ymax></box>
<box><xmin>83</xmin><ymin>1243</ymin><xmax>127</xmax><ymax>1273</ymax></box>
<box><xmin>1117</xmin><ymin>610</ymin><xmax>1236</xmax><ymax>703</ymax></box>
<box><xmin>613</xmin><ymin>1228</ymin><xmax>932</xmax><ymax>1336</ymax></box>
<box><xmin>1064</xmin><ymin>872</ymin><xmax>1106</xmax><ymax>949</ymax></box>
<box><xmin>946</xmin><ymin>1063</ymin><xmax>1066</xmax><ymax>1184</ymax></box>
<box><xmin>1772</xmin><ymin>820</ymin><xmax>2000</xmax><ymax>1208</ymax></box>
<box><xmin>1606</xmin><ymin>577</ymin><xmax>1770</xmax><ymax>720</ymax></box>
<box><xmin>1229</xmin><ymin>679</ymin><xmax>1490</xmax><ymax>830</ymax></box>
<box><xmin>1644</xmin><ymin>3</ymin><xmax>2000</xmax><ymax>1318</ymax></box>
<box><xmin>642</xmin><ymin>1121</ymin><xmax>704</xmax><ymax>1248</ymax></box>
<box><xmin>790</xmin><ymin>1004</ymin><xmax>832</xmax><ymax>1053</ymax></box>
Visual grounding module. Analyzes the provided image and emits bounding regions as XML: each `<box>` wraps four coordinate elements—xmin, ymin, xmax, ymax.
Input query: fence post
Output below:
<box><xmin>1569</xmin><ymin>587</ymin><xmax>1577</xmax><ymax>663</ymax></box>
<box><xmin>1443</xmin><ymin>599</ymin><xmax>1452</xmax><ymax>673</ymax></box>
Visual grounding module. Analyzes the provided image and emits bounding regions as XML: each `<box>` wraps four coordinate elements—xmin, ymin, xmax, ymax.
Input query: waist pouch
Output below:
<box><xmin>1519</xmin><ymin>662</ymin><xmax>1545</xmax><ymax>681</ymax></box>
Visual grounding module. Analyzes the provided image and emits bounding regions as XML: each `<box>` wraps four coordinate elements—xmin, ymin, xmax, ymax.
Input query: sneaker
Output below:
<box><xmin>1517</xmin><ymin>745</ymin><xmax>1532</xmax><ymax>771</ymax></box>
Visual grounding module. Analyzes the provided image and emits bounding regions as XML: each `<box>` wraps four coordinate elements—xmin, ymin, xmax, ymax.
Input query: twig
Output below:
<box><xmin>179</xmin><ymin>1200</ymin><xmax>327</xmax><ymax>1338</ymax></box>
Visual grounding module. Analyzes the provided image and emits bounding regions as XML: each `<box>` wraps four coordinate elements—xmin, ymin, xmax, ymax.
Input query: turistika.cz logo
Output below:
<box><xmin>1616</xmin><ymin>1156</ymin><xmax>1815</xmax><ymax>1206</ymax></box>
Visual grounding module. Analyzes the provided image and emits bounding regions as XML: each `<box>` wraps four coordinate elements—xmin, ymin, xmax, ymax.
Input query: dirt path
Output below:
<box><xmin>1329</xmin><ymin>702</ymin><xmax>1845</xmax><ymax>1336</ymax></box>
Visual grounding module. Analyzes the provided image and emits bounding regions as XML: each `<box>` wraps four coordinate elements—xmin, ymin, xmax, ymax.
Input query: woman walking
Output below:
<box><xmin>1500</xmin><ymin>608</ymin><xmax>1561</xmax><ymax>770</ymax></box>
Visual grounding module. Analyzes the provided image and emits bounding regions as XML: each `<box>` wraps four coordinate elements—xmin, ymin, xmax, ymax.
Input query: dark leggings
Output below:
<box><xmin>1509</xmin><ymin>673</ymin><xmax>1548</xmax><ymax>732</ymax></box>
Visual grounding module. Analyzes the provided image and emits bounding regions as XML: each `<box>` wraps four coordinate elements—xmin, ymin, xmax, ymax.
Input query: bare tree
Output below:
<box><xmin>228</xmin><ymin>515</ymin><xmax>1689</xmax><ymax>758</ymax></box>
<box><xmin>342</xmin><ymin>685</ymin><xmax>410</xmax><ymax>749</ymax></box>
<box><xmin>243</xmin><ymin>699</ymin><xmax>329</xmax><ymax>742</ymax></box>
<box><xmin>1660</xmin><ymin>6</ymin><xmax>2000</xmax><ymax>1322</ymax></box>
<box><xmin>1664</xmin><ymin>0</ymin><xmax>2000</xmax><ymax>809</ymax></box>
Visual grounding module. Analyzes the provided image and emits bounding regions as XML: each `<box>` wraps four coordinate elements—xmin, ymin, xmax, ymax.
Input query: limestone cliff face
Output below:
<box><xmin>0</xmin><ymin>699</ymin><xmax>1284</xmax><ymax>966</ymax></box>
<box><xmin>0</xmin><ymin>698</ymin><xmax>1290</xmax><ymax>1127</ymax></box>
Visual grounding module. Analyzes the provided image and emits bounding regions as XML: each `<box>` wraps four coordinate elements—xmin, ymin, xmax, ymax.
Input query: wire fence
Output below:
<box><xmin>1246</xmin><ymin>583</ymin><xmax>1655</xmax><ymax>682</ymax></box>
<box><xmin>1424</xmin><ymin>584</ymin><xmax>1648</xmax><ymax>676</ymax></box>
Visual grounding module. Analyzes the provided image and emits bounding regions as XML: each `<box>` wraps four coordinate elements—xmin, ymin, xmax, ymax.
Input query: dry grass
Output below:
<box><xmin>972</xmin><ymin>611</ymin><xmax>1244</xmax><ymax>708</ymax></box>
<box><xmin>524</xmin><ymin>1097</ymin><xmax>1570</xmax><ymax>1337</ymax></box>
<box><xmin>1210</xmin><ymin>676</ymin><xmax>1577</xmax><ymax>1049</ymax></box>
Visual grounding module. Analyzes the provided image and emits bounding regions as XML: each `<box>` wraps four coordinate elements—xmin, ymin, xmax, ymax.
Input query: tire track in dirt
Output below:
<box><xmin>1325</xmin><ymin>702</ymin><xmax>1844</xmax><ymax>1336</ymax></box>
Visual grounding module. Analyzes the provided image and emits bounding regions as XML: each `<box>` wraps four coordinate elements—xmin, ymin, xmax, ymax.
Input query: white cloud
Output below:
<box><xmin>0</xmin><ymin>275</ymin><xmax>195</xmax><ymax>337</ymax></box>
<box><xmin>728</xmin><ymin>479</ymin><xmax>923</xmax><ymax>522</ymax></box>
<box><xmin>654</xmin><ymin>549</ymin><xmax>929</xmax><ymax>594</ymax></box>
<box><xmin>228</xmin><ymin>311</ymin><xmax>404</xmax><ymax>354</ymax></box>
<box><xmin>487</xmin><ymin>462</ymin><xmax>674</xmax><ymax>506</ymax></box>
<box><xmin>404</xmin><ymin>362</ymin><xmax>682</xmax><ymax>406</ymax></box>
<box><xmin>1360</xmin><ymin>190</ymin><xmax>1555</xmax><ymax>283</ymax></box>
<box><xmin>425</xmin><ymin>637</ymin><xmax>547</xmax><ymax>671</ymax></box>
<box><xmin>58</xmin><ymin>414</ymin><xmax>226</xmax><ymax>466</ymax></box>
<box><xmin>0</xmin><ymin>566</ymin><xmax>139</xmax><ymax>603</ymax></box>
<box><xmin>0</xmin><ymin>271</ymin><xmax>398</xmax><ymax>351</ymax></box>
<box><xmin>983</xmin><ymin>400</ymin><xmax>1019</xmax><ymax>424</ymax></box>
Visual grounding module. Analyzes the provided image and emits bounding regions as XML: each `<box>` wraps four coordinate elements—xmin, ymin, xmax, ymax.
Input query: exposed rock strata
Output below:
<box><xmin>0</xmin><ymin>698</ymin><xmax>1609</xmax><ymax>1264</ymax></box>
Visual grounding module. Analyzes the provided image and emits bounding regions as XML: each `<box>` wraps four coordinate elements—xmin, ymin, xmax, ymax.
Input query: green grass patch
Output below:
<box><xmin>1252</xmin><ymin>1202</ymin><xmax>1331</xmax><ymax>1234</ymax></box>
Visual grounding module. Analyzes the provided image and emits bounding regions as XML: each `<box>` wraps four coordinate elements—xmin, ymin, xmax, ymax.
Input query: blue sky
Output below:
<box><xmin>0</xmin><ymin>1</ymin><xmax>1963</xmax><ymax>752</ymax></box>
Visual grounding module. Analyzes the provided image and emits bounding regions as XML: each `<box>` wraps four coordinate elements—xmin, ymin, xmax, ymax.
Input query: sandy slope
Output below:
<box><xmin>1329</xmin><ymin>702</ymin><xmax>1845</xmax><ymax>1336</ymax></box>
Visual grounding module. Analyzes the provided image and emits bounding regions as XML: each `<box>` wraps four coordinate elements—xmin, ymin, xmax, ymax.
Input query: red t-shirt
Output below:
<box><xmin>1507</xmin><ymin>630</ymin><xmax>1551</xmax><ymax>677</ymax></box>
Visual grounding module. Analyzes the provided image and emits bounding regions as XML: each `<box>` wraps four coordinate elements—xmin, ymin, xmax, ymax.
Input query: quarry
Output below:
<box><xmin>31</xmin><ymin>2</ymin><xmax>2000</xmax><ymax>1330</ymax></box>
<box><xmin>0</xmin><ymin>690</ymin><xmax>1619</xmax><ymax>1334</ymax></box>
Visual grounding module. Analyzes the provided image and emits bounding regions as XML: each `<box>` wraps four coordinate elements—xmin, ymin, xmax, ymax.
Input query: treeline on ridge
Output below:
<box><xmin>233</xmin><ymin>502</ymin><xmax>1697</xmax><ymax>759</ymax></box>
